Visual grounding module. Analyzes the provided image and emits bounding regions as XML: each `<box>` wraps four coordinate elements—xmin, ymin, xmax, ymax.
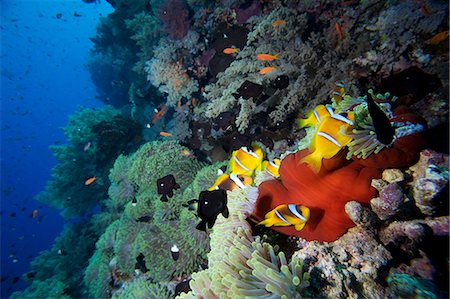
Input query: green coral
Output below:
<box><xmin>112</xmin><ymin>279</ymin><xmax>173</xmax><ymax>299</ymax></box>
<box><xmin>36</xmin><ymin>106</ymin><xmax>139</xmax><ymax>218</ymax></box>
<box><xmin>10</xmin><ymin>279</ymin><xmax>71</xmax><ymax>299</ymax></box>
<box><xmin>85</xmin><ymin>141</ymin><xmax>211</xmax><ymax>297</ymax></box>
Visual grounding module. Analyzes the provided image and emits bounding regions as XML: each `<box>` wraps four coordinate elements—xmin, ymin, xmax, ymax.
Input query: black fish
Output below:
<box><xmin>221</xmin><ymin>131</ymin><xmax>251</xmax><ymax>153</ymax></box>
<box><xmin>135</xmin><ymin>253</ymin><xmax>148</xmax><ymax>273</ymax></box>
<box><xmin>381</xmin><ymin>66</ymin><xmax>441</xmax><ymax>104</ymax></box>
<box><xmin>195</xmin><ymin>189</ymin><xmax>229</xmax><ymax>231</ymax></box>
<box><xmin>175</xmin><ymin>279</ymin><xmax>191</xmax><ymax>296</ymax></box>
<box><xmin>12</xmin><ymin>277</ymin><xmax>19</xmax><ymax>284</ymax></box>
<box><xmin>0</xmin><ymin>276</ymin><xmax>9</xmax><ymax>283</ymax></box>
<box><xmin>26</xmin><ymin>271</ymin><xmax>37</xmax><ymax>279</ymax></box>
<box><xmin>214</xmin><ymin>112</ymin><xmax>235</xmax><ymax>131</ymax></box>
<box><xmin>233</xmin><ymin>80</ymin><xmax>264</xmax><ymax>100</ymax></box>
<box><xmin>366</xmin><ymin>94</ymin><xmax>395</xmax><ymax>145</ymax></box>
<box><xmin>273</xmin><ymin>75</ymin><xmax>289</xmax><ymax>90</ymax></box>
<box><xmin>55</xmin><ymin>13</ymin><xmax>62</xmax><ymax>19</ymax></box>
<box><xmin>157</xmin><ymin>175</ymin><xmax>180</xmax><ymax>202</ymax></box>
<box><xmin>170</xmin><ymin>245</ymin><xmax>180</xmax><ymax>261</ymax></box>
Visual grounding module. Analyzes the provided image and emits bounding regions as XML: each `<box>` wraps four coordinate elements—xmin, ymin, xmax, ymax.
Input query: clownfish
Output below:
<box><xmin>258</xmin><ymin>204</ymin><xmax>310</xmax><ymax>231</ymax></box>
<box><xmin>298</xmin><ymin>105</ymin><xmax>329</xmax><ymax>129</ymax></box>
<box><xmin>228</xmin><ymin>145</ymin><xmax>263</xmax><ymax>176</ymax></box>
<box><xmin>332</xmin><ymin>83</ymin><xmax>346</xmax><ymax>104</ymax></box>
<box><xmin>301</xmin><ymin>109</ymin><xmax>355</xmax><ymax>173</ymax></box>
<box><xmin>262</xmin><ymin>158</ymin><xmax>281</xmax><ymax>178</ymax></box>
<box><xmin>208</xmin><ymin>173</ymin><xmax>253</xmax><ymax>191</ymax></box>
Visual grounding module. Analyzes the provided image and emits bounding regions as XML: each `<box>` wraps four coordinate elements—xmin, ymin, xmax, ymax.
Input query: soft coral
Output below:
<box><xmin>158</xmin><ymin>0</ymin><xmax>190</xmax><ymax>40</ymax></box>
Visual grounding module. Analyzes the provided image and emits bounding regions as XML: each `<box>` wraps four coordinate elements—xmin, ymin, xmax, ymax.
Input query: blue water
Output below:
<box><xmin>1</xmin><ymin>1</ymin><xmax>113</xmax><ymax>297</ymax></box>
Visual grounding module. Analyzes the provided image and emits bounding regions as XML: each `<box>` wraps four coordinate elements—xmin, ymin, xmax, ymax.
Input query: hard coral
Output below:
<box><xmin>158</xmin><ymin>0</ymin><xmax>190</xmax><ymax>40</ymax></box>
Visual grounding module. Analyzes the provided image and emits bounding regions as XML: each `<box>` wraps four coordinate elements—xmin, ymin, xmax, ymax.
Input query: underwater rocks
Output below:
<box><xmin>370</xmin><ymin>182</ymin><xmax>405</xmax><ymax>221</ymax></box>
<box><xmin>409</xmin><ymin>149</ymin><xmax>449</xmax><ymax>216</ymax></box>
<box><xmin>295</xmin><ymin>226</ymin><xmax>391</xmax><ymax>298</ymax></box>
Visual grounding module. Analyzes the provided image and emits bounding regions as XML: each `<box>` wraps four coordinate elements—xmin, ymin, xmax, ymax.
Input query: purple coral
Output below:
<box><xmin>158</xmin><ymin>0</ymin><xmax>190</xmax><ymax>40</ymax></box>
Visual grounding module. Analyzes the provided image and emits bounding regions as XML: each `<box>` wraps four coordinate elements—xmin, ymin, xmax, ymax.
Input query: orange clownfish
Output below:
<box><xmin>272</xmin><ymin>19</ymin><xmax>286</xmax><ymax>27</ymax></box>
<box><xmin>256</xmin><ymin>53</ymin><xmax>279</xmax><ymax>61</ymax></box>
<box><xmin>228</xmin><ymin>145</ymin><xmax>263</xmax><ymax>176</ymax></box>
<box><xmin>300</xmin><ymin>108</ymin><xmax>355</xmax><ymax>173</ymax></box>
<box><xmin>332</xmin><ymin>83</ymin><xmax>346</xmax><ymax>103</ymax></box>
<box><xmin>297</xmin><ymin>104</ymin><xmax>330</xmax><ymax>129</ymax></box>
<box><xmin>160</xmin><ymin>131</ymin><xmax>172</xmax><ymax>137</ymax></box>
<box><xmin>262</xmin><ymin>158</ymin><xmax>281</xmax><ymax>178</ymax></box>
<box><xmin>258</xmin><ymin>204</ymin><xmax>310</xmax><ymax>231</ymax></box>
<box><xmin>259</xmin><ymin>66</ymin><xmax>276</xmax><ymax>75</ymax></box>
<box><xmin>208</xmin><ymin>173</ymin><xmax>253</xmax><ymax>191</ymax></box>
<box><xmin>85</xmin><ymin>177</ymin><xmax>97</xmax><ymax>186</ymax></box>
<box><xmin>223</xmin><ymin>47</ymin><xmax>239</xmax><ymax>54</ymax></box>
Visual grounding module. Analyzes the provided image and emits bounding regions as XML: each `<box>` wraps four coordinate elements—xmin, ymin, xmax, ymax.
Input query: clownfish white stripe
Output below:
<box><xmin>336</xmin><ymin>83</ymin><xmax>345</xmax><ymax>88</ymax></box>
<box><xmin>268</xmin><ymin>160</ymin><xmax>280</xmax><ymax>169</ymax></box>
<box><xmin>229</xmin><ymin>174</ymin><xmax>246</xmax><ymax>189</ymax></box>
<box><xmin>317</xmin><ymin>131</ymin><xmax>342</xmax><ymax>147</ymax></box>
<box><xmin>241</xmin><ymin>146</ymin><xmax>259</xmax><ymax>158</ymax></box>
<box><xmin>333</xmin><ymin>91</ymin><xmax>342</xmax><ymax>96</ymax></box>
<box><xmin>313</xmin><ymin>110</ymin><xmax>321</xmax><ymax>123</ymax></box>
<box><xmin>275</xmin><ymin>210</ymin><xmax>291</xmax><ymax>225</ymax></box>
<box><xmin>233</xmin><ymin>155</ymin><xmax>251</xmax><ymax>172</ymax></box>
<box><xmin>326</xmin><ymin>105</ymin><xmax>354</xmax><ymax>126</ymax></box>
<box><xmin>288</xmin><ymin>204</ymin><xmax>307</xmax><ymax>221</ymax></box>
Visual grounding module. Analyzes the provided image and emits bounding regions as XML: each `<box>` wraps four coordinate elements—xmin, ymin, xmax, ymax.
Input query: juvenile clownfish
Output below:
<box><xmin>262</xmin><ymin>158</ymin><xmax>281</xmax><ymax>178</ymax></box>
<box><xmin>84</xmin><ymin>177</ymin><xmax>96</xmax><ymax>186</ymax></box>
<box><xmin>228</xmin><ymin>145</ymin><xmax>264</xmax><ymax>176</ymax></box>
<box><xmin>301</xmin><ymin>109</ymin><xmax>355</xmax><ymax>173</ymax></box>
<box><xmin>298</xmin><ymin>104</ymin><xmax>329</xmax><ymax>129</ymax></box>
<box><xmin>332</xmin><ymin>83</ymin><xmax>346</xmax><ymax>104</ymax></box>
<box><xmin>256</xmin><ymin>53</ymin><xmax>279</xmax><ymax>61</ymax></box>
<box><xmin>223</xmin><ymin>47</ymin><xmax>239</xmax><ymax>54</ymax></box>
<box><xmin>259</xmin><ymin>66</ymin><xmax>276</xmax><ymax>75</ymax></box>
<box><xmin>272</xmin><ymin>19</ymin><xmax>286</xmax><ymax>27</ymax></box>
<box><xmin>208</xmin><ymin>173</ymin><xmax>253</xmax><ymax>191</ymax></box>
<box><xmin>258</xmin><ymin>204</ymin><xmax>310</xmax><ymax>231</ymax></box>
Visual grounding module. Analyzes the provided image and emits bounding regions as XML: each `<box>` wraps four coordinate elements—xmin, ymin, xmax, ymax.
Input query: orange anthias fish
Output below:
<box><xmin>85</xmin><ymin>177</ymin><xmax>96</xmax><ymax>186</ymax></box>
<box><xmin>180</xmin><ymin>149</ymin><xmax>191</xmax><ymax>157</ymax></box>
<box><xmin>272</xmin><ymin>19</ymin><xmax>286</xmax><ymax>27</ymax></box>
<box><xmin>430</xmin><ymin>31</ymin><xmax>449</xmax><ymax>45</ymax></box>
<box><xmin>160</xmin><ymin>131</ymin><xmax>172</xmax><ymax>137</ymax></box>
<box><xmin>256</xmin><ymin>53</ymin><xmax>279</xmax><ymax>61</ymax></box>
<box><xmin>223</xmin><ymin>47</ymin><xmax>239</xmax><ymax>54</ymax></box>
<box><xmin>335</xmin><ymin>22</ymin><xmax>344</xmax><ymax>40</ymax></box>
<box><xmin>31</xmin><ymin>209</ymin><xmax>38</xmax><ymax>218</ymax></box>
<box><xmin>259</xmin><ymin>66</ymin><xmax>276</xmax><ymax>75</ymax></box>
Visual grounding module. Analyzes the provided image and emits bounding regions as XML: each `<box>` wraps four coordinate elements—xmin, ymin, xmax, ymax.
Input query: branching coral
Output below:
<box><xmin>144</xmin><ymin>31</ymin><xmax>201</xmax><ymax>107</ymax></box>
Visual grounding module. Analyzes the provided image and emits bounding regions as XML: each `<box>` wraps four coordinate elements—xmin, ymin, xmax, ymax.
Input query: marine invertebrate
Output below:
<box><xmin>252</xmin><ymin>149</ymin><xmax>381</xmax><ymax>242</ymax></box>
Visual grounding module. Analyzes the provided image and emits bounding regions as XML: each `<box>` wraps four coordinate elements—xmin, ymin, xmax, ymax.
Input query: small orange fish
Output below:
<box><xmin>335</xmin><ymin>22</ymin><xmax>343</xmax><ymax>40</ymax></box>
<box><xmin>191</xmin><ymin>97</ymin><xmax>198</xmax><ymax>107</ymax></box>
<box><xmin>85</xmin><ymin>177</ymin><xmax>96</xmax><ymax>186</ymax></box>
<box><xmin>31</xmin><ymin>209</ymin><xmax>38</xmax><ymax>219</ymax></box>
<box><xmin>259</xmin><ymin>66</ymin><xmax>276</xmax><ymax>75</ymax></box>
<box><xmin>272</xmin><ymin>19</ymin><xmax>286</xmax><ymax>27</ymax></box>
<box><xmin>160</xmin><ymin>131</ymin><xmax>172</xmax><ymax>137</ymax></box>
<box><xmin>223</xmin><ymin>47</ymin><xmax>239</xmax><ymax>54</ymax></box>
<box><xmin>177</xmin><ymin>99</ymin><xmax>182</xmax><ymax>109</ymax></box>
<box><xmin>256</xmin><ymin>53</ymin><xmax>279</xmax><ymax>61</ymax></box>
<box><xmin>430</xmin><ymin>31</ymin><xmax>449</xmax><ymax>45</ymax></box>
<box><xmin>180</xmin><ymin>149</ymin><xmax>191</xmax><ymax>157</ymax></box>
